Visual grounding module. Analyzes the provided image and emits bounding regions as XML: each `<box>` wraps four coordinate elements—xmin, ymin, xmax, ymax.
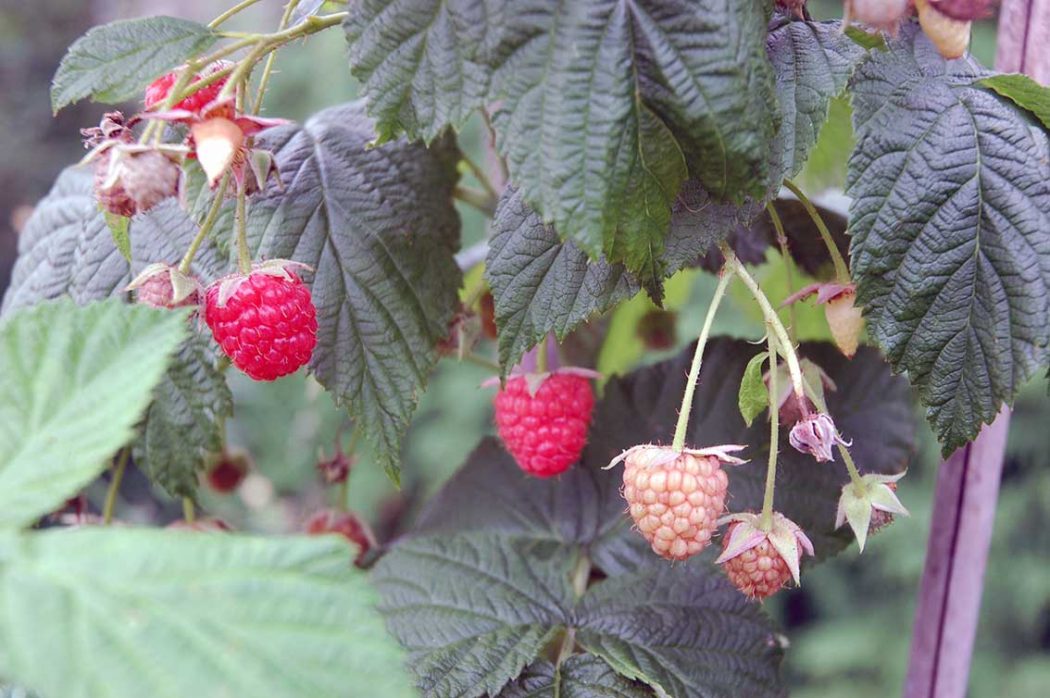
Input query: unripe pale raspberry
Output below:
<box><xmin>868</xmin><ymin>482</ymin><xmax>898</xmax><ymax>533</ymax></box>
<box><xmin>95</xmin><ymin>147</ymin><xmax>181</xmax><ymax>217</ymax></box>
<box><xmin>721</xmin><ymin>527</ymin><xmax>793</xmax><ymax>600</ymax></box>
<box><xmin>126</xmin><ymin>264</ymin><xmax>201</xmax><ymax>310</ymax></box>
<box><xmin>494</xmin><ymin>372</ymin><xmax>595</xmax><ymax>478</ymax></box>
<box><xmin>824</xmin><ymin>289</ymin><xmax>864</xmax><ymax>358</ymax></box>
<box><xmin>916</xmin><ymin>0</ymin><xmax>971</xmax><ymax>59</ymax></box>
<box><xmin>204</xmin><ymin>263</ymin><xmax>318</xmax><ymax>381</ymax></box>
<box><xmin>305</xmin><ymin>509</ymin><xmax>376</xmax><ymax>567</ymax></box>
<box><xmin>620</xmin><ymin>447</ymin><xmax>732</xmax><ymax>560</ymax></box>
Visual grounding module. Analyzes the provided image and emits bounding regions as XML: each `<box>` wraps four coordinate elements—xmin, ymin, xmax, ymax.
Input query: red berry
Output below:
<box><xmin>204</xmin><ymin>451</ymin><xmax>250</xmax><ymax>493</ymax></box>
<box><xmin>720</xmin><ymin>526</ymin><xmax>793</xmax><ymax>600</ymax></box>
<box><xmin>204</xmin><ymin>267</ymin><xmax>318</xmax><ymax>381</ymax></box>
<box><xmin>144</xmin><ymin>61</ymin><xmax>231</xmax><ymax>114</ymax></box>
<box><xmin>621</xmin><ymin>446</ymin><xmax>730</xmax><ymax>560</ymax></box>
<box><xmin>304</xmin><ymin>509</ymin><xmax>375</xmax><ymax>567</ymax></box>
<box><xmin>493</xmin><ymin>372</ymin><xmax>595</xmax><ymax>477</ymax></box>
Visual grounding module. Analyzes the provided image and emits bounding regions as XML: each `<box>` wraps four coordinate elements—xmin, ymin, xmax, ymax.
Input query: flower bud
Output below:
<box><xmin>789</xmin><ymin>412</ymin><xmax>849</xmax><ymax>462</ymax></box>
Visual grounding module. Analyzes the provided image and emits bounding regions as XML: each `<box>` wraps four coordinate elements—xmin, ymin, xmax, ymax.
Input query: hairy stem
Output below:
<box><xmin>208</xmin><ymin>0</ymin><xmax>266</xmax><ymax>28</ymax></box>
<box><xmin>760</xmin><ymin>330</ymin><xmax>779</xmax><ymax>530</ymax></box>
<box><xmin>765</xmin><ymin>202</ymin><xmax>798</xmax><ymax>342</ymax></box>
<box><xmin>536</xmin><ymin>336</ymin><xmax>550</xmax><ymax>374</ymax></box>
<box><xmin>783</xmin><ymin>179</ymin><xmax>850</xmax><ymax>283</ymax></box>
<box><xmin>102</xmin><ymin>449</ymin><xmax>130</xmax><ymax>525</ymax></box>
<box><xmin>251</xmin><ymin>0</ymin><xmax>300</xmax><ymax>113</ymax></box>
<box><xmin>671</xmin><ymin>271</ymin><xmax>731</xmax><ymax>452</ymax></box>
<box><xmin>234</xmin><ymin>182</ymin><xmax>251</xmax><ymax>273</ymax></box>
<box><xmin>179</xmin><ymin>174</ymin><xmax>230</xmax><ymax>274</ymax></box>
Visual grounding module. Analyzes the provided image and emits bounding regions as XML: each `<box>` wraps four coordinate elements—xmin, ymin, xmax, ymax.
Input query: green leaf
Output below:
<box><xmin>0</xmin><ymin>300</ymin><xmax>186</xmax><ymax>528</ymax></box>
<box><xmin>589</xmin><ymin>338</ymin><xmax>916</xmax><ymax>557</ymax></box>
<box><xmin>103</xmin><ymin>211</ymin><xmax>131</xmax><ymax>261</ymax></box>
<box><xmin>0</xmin><ymin>528</ymin><xmax>414</xmax><ymax>698</ymax></box>
<box><xmin>843</xmin><ymin>25</ymin><xmax>887</xmax><ymax>52</ymax></box>
<box><xmin>738</xmin><ymin>351</ymin><xmax>769</xmax><ymax>427</ymax></box>
<box><xmin>249</xmin><ymin>102</ymin><xmax>462</xmax><ymax>481</ymax></box>
<box><xmin>575</xmin><ymin>561</ymin><xmax>783</xmax><ymax>698</ymax></box>
<box><xmin>766</xmin><ymin>19</ymin><xmax>868</xmax><ymax>183</ymax></box>
<box><xmin>498</xmin><ymin>655</ymin><xmax>654</xmax><ymax>697</ymax></box>
<box><xmin>372</xmin><ymin>533</ymin><xmax>573</xmax><ymax>698</ymax></box>
<box><xmin>51</xmin><ymin>16</ymin><xmax>217</xmax><ymax>112</ymax></box>
<box><xmin>847</xmin><ymin>26</ymin><xmax>1050</xmax><ymax>453</ymax></box>
<box><xmin>134</xmin><ymin>336</ymin><xmax>233</xmax><ymax>498</ymax></box>
<box><xmin>346</xmin><ymin>0</ymin><xmax>777</xmax><ymax>278</ymax></box>
<box><xmin>486</xmin><ymin>184</ymin><xmax>760</xmax><ymax>372</ymax></box>
<box><xmin>978</xmin><ymin>73</ymin><xmax>1050</xmax><ymax>132</ymax></box>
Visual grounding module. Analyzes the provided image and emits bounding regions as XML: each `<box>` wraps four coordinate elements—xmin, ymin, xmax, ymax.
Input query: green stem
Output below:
<box><xmin>179</xmin><ymin>174</ymin><xmax>230</xmax><ymax>274</ymax></box>
<box><xmin>461</xmin><ymin>352</ymin><xmax>500</xmax><ymax>372</ymax></box>
<box><xmin>783</xmin><ymin>179</ymin><xmax>850</xmax><ymax>283</ymax></box>
<box><xmin>102</xmin><ymin>449</ymin><xmax>129</xmax><ymax>525</ymax></box>
<box><xmin>208</xmin><ymin>0</ymin><xmax>266</xmax><ymax>28</ymax></box>
<box><xmin>536</xmin><ymin>338</ymin><xmax>550</xmax><ymax>374</ymax></box>
<box><xmin>336</xmin><ymin>480</ymin><xmax>349</xmax><ymax>512</ymax></box>
<box><xmin>760</xmin><ymin>330</ymin><xmax>779</xmax><ymax>530</ymax></box>
<box><xmin>799</xmin><ymin>374</ymin><xmax>864</xmax><ymax>486</ymax></box>
<box><xmin>671</xmin><ymin>271</ymin><xmax>732</xmax><ymax>452</ymax></box>
<box><xmin>251</xmin><ymin>0</ymin><xmax>300</xmax><ymax>113</ymax></box>
<box><xmin>460</xmin><ymin>153</ymin><xmax>498</xmax><ymax>200</ymax></box>
<box><xmin>182</xmin><ymin>497</ymin><xmax>196</xmax><ymax>523</ymax></box>
<box><xmin>234</xmin><ymin>182</ymin><xmax>252</xmax><ymax>273</ymax></box>
<box><xmin>722</xmin><ymin>246</ymin><xmax>805</xmax><ymax>399</ymax></box>
<box><xmin>453</xmin><ymin>185</ymin><xmax>497</xmax><ymax>216</ymax></box>
<box><xmin>765</xmin><ymin>202</ymin><xmax>798</xmax><ymax>344</ymax></box>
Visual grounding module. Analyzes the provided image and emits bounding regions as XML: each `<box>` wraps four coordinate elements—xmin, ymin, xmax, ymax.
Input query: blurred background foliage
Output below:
<box><xmin>0</xmin><ymin>1</ymin><xmax>1046</xmax><ymax>696</ymax></box>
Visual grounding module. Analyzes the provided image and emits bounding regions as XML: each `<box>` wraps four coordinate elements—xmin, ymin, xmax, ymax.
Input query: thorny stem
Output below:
<box><xmin>671</xmin><ymin>271</ymin><xmax>732</xmax><ymax>452</ymax></box>
<box><xmin>783</xmin><ymin>179</ymin><xmax>850</xmax><ymax>283</ymax></box>
<box><xmin>800</xmin><ymin>376</ymin><xmax>864</xmax><ymax>486</ymax></box>
<box><xmin>722</xmin><ymin>245</ymin><xmax>805</xmax><ymax>399</ymax></box>
<box><xmin>235</xmin><ymin>182</ymin><xmax>252</xmax><ymax>273</ymax></box>
<box><xmin>453</xmin><ymin>185</ymin><xmax>497</xmax><ymax>216</ymax></box>
<box><xmin>102</xmin><ymin>449</ymin><xmax>130</xmax><ymax>525</ymax></box>
<box><xmin>761</xmin><ymin>329</ymin><xmax>779</xmax><ymax>531</ymax></box>
<box><xmin>182</xmin><ymin>497</ymin><xmax>196</xmax><ymax>523</ymax></box>
<box><xmin>765</xmin><ymin>202</ymin><xmax>798</xmax><ymax>343</ymax></box>
<box><xmin>208</xmin><ymin>0</ymin><xmax>266</xmax><ymax>29</ymax></box>
<box><xmin>179</xmin><ymin>174</ymin><xmax>231</xmax><ymax>274</ymax></box>
<box><xmin>252</xmin><ymin>0</ymin><xmax>300</xmax><ymax>113</ymax></box>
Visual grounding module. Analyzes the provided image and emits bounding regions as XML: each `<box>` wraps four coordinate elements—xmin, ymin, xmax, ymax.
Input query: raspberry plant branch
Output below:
<box><xmin>179</xmin><ymin>174</ymin><xmax>230</xmax><ymax>274</ymax></box>
<box><xmin>670</xmin><ymin>270</ymin><xmax>732</xmax><ymax>452</ymax></box>
<box><xmin>453</xmin><ymin>186</ymin><xmax>498</xmax><ymax>216</ymax></box>
<box><xmin>760</xmin><ymin>328</ymin><xmax>779</xmax><ymax>531</ymax></box>
<box><xmin>208</xmin><ymin>0</ymin><xmax>266</xmax><ymax>29</ymax></box>
<box><xmin>102</xmin><ymin>448</ymin><xmax>130</xmax><ymax>525</ymax></box>
<box><xmin>721</xmin><ymin>246</ymin><xmax>806</xmax><ymax>399</ymax></box>
<box><xmin>536</xmin><ymin>335</ymin><xmax>550</xmax><ymax>374</ymax></box>
<box><xmin>782</xmin><ymin>179</ymin><xmax>850</xmax><ymax>283</ymax></box>
<box><xmin>765</xmin><ymin>201</ymin><xmax>798</xmax><ymax>341</ymax></box>
<box><xmin>461</xmin><ymin>352</ymin><xmax>501</xmax><ymax>372</ymax></box>
<box><xmin>459</xmin><ymin>153</ymin><xmax>499</xmax><ymax>201</ymax></box>
<box><xmin>251</xmin><ymin>0</ymin><xmax>300</xmax><ymax>114</ymax></box>
<box><xmin>182</xmin><ymin>497</ymin><xmax>196</xmax><ymax>523</ymax></box>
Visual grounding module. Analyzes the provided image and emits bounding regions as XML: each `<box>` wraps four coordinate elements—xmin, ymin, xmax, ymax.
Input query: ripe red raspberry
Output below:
<box><xmin>493</xmin><ymin>371</ymin><xmax>595</xmax><ymax>477</ymax></box>
<box><xmin>144</xmin><ymin>61</ymin><xmax>232</xmax><ymax>114</ymax></box>
<box><xmin>304</xmin><ymin>509</ymin><xmax>376</xmax><ymax>567</ymax></box>
<box><xmin>717</xmin><ymin>511</ymin><xmax>814</xmax><ymax>600</ymax></box>
<box><xmin>618</xmin><ymin>445</ymin><xmax>742</xmax><ymax>560</ymax></box>
<box><xmin>203</xmin><ymin>262</ymin><xmax>318</xmax><ymax>381</ymax></box>
<box><xmin>204</xmin><ymin>450</ymin><xmax>251</xmax><ymax>494</ymax></box>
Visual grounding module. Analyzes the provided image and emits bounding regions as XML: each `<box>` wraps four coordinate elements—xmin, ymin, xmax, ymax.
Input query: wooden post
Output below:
<box><xmin>903</xmin><ymin>3</ymin><xmax>1042</xmax><ymax>694</ymax></box>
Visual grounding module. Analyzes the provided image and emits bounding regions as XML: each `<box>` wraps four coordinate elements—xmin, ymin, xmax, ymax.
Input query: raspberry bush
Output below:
<box><xmin>0</xmin><ymin>1</ymin><xmax>1046</xmax><ymax>697</ymax></box>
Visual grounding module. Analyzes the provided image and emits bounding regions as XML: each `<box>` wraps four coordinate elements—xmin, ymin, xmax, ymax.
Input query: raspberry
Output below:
<box><xmin>836</xmin><ymin>472</ymin><xmax>908</xmax><ymax>551</ymax></box>
<box><xmin>316</xmin><ymin>448</ymin><xmax>352</xmax><ymax>485</ymax></box>
<box><xmin>191</xmin><ymin>117</ymin><xmax>245</xmax><ymax>186</ymax></box>
<box><xmin>94</xmin><ymin>146</ymin><xmax>181</xmax><ymax>217</ymax></box>
<box><xmin>144</xmin><ymin>61</ymin><xmax>231</xmax><ymax>114</ymax></box>
<box><xmin>845</xmin><ymin>0</ymin><xmax>909</xmax><ymax>32</ymax></box>
<box><xmin>824</xmin><ymin>289</ymin><xmax>863</xmax><ymax>359</ymax></box>
<box><xmin>617</xmin><ymin>445</ymin><xmax>745</xmax><ymax>561</ymax></box>
<box><xmin>636</xmin><ymin>309</ymin><xmax>677</xmax><ymax>351</ymax></box>
<box><xmin>203</xmin><ymin>262</ymin><xmax>318</xmax><ymax>381</ymax></box>
<box><xmin>867</xmin><ymin>483</ymin><xmax>898</xmax><ymax>533</ymax></box>
<box><xmin>304</xmin><ymin>509</ymin><xmax>376</xmax><ymax>567</ymax></box>
<box><xmin>493</xmin><ymin>371</ymin><xmax>595</xmax><ymax>477</ymax></box>
<box><xmin>717</xmin><ymin>511</ymin><xmax>814</xmax><ymax>600</ymax></box>
<box><xmin>125</xmin><ymin>263</ymin><xmax>200</xmax><ymax>309</ymax></box>
<box><xmin>916</xmin><ymin>0</ymin><xmax>971</xmax><ymax>59</ymax></box>
<box><xmin>204</xmin><ymin>450</ymin><xmax>251</xmax><ymax>494</ymax></box>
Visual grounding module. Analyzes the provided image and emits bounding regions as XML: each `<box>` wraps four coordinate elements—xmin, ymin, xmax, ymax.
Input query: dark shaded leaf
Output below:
<box><xmin>51</xmin><ymin>16</ymin><xmax>217</xmax><ymax>112</ymax></box>
<box><xmin>759</xmin><ymin>195</ymin><xmax>850</xmax><ymax>278</ymax></box>
<box><xmin>248</xmin><ymin>101</ymin><xmax>462</xmax><ymax>481</ymax></box>
<box><xmin>847</xmin><ymin>26</ymin><xmax>1050</xmax><ymax>453</ymax></box>
<box><xmin>498</xmin><ymin>655</ymin><xmax>654</xmax><ymax>697</ymax></box>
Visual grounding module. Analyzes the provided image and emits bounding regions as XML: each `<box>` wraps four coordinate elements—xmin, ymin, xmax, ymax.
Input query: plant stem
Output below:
<box><xmin>251</xmin><ymin>0</ymin><xmax>300</xmax><ymax>113</ymax></box>
<box><xmin>234</xmin><ymin>182</ymin><xmax>252</xmax><ymax>273</ymax></box>
<box><xmin>209</xmin><ymin>0</ymin><xmax>266</xmax><ymax>28</ymax></box>
<box><xmin>760</xmin><ymin>329</ymin><xmax>779</xmax><ymax>530</ymax></box>
<box><xmin>182</xmin><ymin>497</ymin><xmax>196</xmax><ymax>523</ymax></box>
<box><xmin>671</xmin><ymin>271</ymin><xmax>731</xmax><ymax>452</ymax></box>
<box><xmin>765</xmin><ymin>202</ymin><xmax>798</xmax><ymax>343</ymax></box>
<box><xmin>783</xmin><ymin>179</ymin><xmax>850</xmax><ymax>283</ymax></box>
<box><xmin>461</xmin><ymin>352</ymin><xmax>500</xmax><ymax>372</ymax></box>
<box><xmin>179</xmin><ymin>174</ymin><xmax>230</xmax><ymax>274</ymax></box>
<box><xmin>722</xmin><ymin>246</ymin><xmax>806</xmax><ymax>399</ymax></box>
<box><xmin>453</xmin><ymin>185</ymin><xmax>497</xmax><ymax>216</ymax></box>
<box><xmin>460</xmin><ymin>153</ymin><xmax>498</xmax><ymax>200</ymax></box>
<box><xmin>102</xmin><ymin>449</ymin><xmax>130</xmax><ymax>525</ymax></box>
<box><xmin>536</xmin><ymin>337</ymin><xmax>550</xmax><ymax>374</ymax></box>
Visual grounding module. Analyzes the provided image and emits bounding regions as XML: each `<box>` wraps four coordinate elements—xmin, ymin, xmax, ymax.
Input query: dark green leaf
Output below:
<box><xmin>134</xmin><ymin>336</ymin><xmax>233</xmax><ymax>498</ymax></box>
<box><xmin>575</xmin><ymin>561</ymin><xmax>783</xmax><ymax>698</ymax></box>
<box><xmin>0</xmin><ymin>300</ymin><xmax>186</xmax><ymax>528</ymax></box>
<box><xmin>498</xmin><ymin>655</ymin><xmax>654</xmax><ymax>697</ymax></box>
<box><xmin>588</xmin><ymin>339</ymin><xmax>916</xmax><ymax>557</ymax></box>
<box><xmin>372</xmin><ymin>533</ymin><xmax>574</xmax><ymax>698</ymax></box>
<box><xmin>978</xmin><ymin>73</ymin><xmax>1050</xmax><ymax>132</ymax></box>
<box><xmin>249</xmin><ymin>102</ymin><xmax>462</xmax><ymax>481</ymax></box>
<box><xmin>51</xmin><ymin>16</ymin><xmax>217</xmax><ymax>112</ymax></box>
<box><xmin>738</xmin><ymin>351</ymin><xmax>770</xmax><ymax>427</ymax></box>
<box><xmin>766</xmin><ymin>19</ymin><xmax>867</xmax><ymax>183</ymax></box>
<box><xmin>0</xmin><ymin>528</ymin><xmax>415</xmax><ymax>698</ymax></box>
<box><xmin>847</xmin><ymin>26</ymin><xmax>1050</xmax><ymax>453</ymax></box>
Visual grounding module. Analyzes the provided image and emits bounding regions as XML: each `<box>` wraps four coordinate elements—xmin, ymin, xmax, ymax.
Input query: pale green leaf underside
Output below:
<box><xmin>0</xmin><ymin>299</ymin><xmax>186</xmax><ymax>528</ymax></box>
<box><xmin>51</xmin><ymin>16</ymin><xmax>217</xmax><ymax>112</ymax></box>
<box><xmin>0</xmin><ymin>529</ymin><xmax>414</xmax><ymax>698</ymax></box>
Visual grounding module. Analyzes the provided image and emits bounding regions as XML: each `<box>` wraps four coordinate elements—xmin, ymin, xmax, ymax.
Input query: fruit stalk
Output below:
<box><xmin>783</xmin><ymin>179</ymin><xmax>850</xmax><ymax>283</ymax></box>
<box><xmin>102</xmin><ymin>448</ymin><xmax>130</xmax><ymax>525</ymax></box>
<box><xmin>179</xmin><ymin>173</ymin><xmax>230</xmax><ymax>274</ymax></box>
<box><xmin>234</xmin><ymin>182</ymin><xmax>252</xmax><ymax>273</ymax></box>
<box><xmin>765</xmin><ymin>202</ymin><xmax>798</xmax><ymax>341</ymax></box>
<box><xmin>760</xmin><ymin>328</ymin><xmax>778</xmax><ymax>531</ymax></box>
